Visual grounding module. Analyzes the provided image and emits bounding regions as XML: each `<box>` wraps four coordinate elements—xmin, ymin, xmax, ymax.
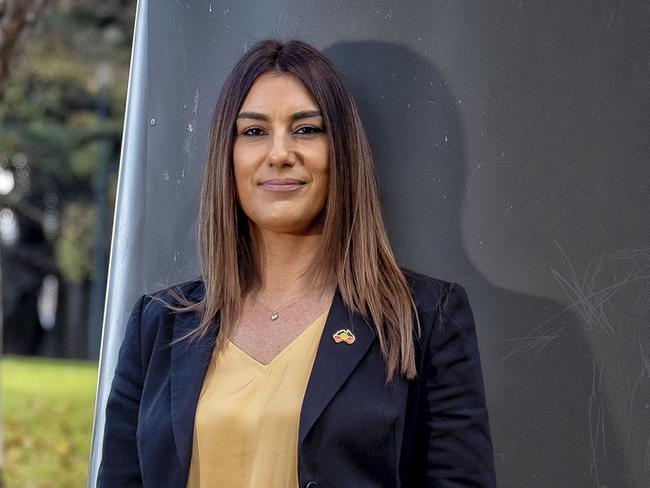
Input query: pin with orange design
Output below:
<box><xmin>332</xmin><ymin>329</ymin><xmax>355</xmax><ymax>344</ymax></box>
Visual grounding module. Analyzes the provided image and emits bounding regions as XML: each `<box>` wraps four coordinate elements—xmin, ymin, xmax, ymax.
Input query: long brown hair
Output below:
<box><xmin>161</xmin><ymin>38</ymin><xmax>420</xmax><ymax>383</ymax></box>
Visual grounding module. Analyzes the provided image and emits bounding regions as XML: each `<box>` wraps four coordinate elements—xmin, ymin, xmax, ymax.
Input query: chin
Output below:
<box><xmin>260</xmin><ymin>218</ymin><xmax>320</xmax><ymax>235</ymax></box>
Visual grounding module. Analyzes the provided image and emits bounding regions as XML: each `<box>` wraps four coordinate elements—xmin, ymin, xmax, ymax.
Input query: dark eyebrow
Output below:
<box><xmin>236</xmin><ymin>110</ymin><xmax>322</xmax><ymax>122</ymax></box>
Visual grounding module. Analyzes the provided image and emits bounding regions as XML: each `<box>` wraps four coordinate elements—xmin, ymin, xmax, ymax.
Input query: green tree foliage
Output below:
<box><xmin>0</xmin><ymin>0</ymin><xmax>135</xmax><ymax>282</ymax></box>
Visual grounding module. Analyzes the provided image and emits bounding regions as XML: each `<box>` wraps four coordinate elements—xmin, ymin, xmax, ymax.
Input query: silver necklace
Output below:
<box><xmin>251</xmin><ymin>292</ymin><xmax>309</xmax><ymax>321</ymax></box>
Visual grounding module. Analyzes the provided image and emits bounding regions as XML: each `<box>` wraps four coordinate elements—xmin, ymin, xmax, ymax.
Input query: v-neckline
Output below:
<box><xmin>226</xmin><ymin>309</ymin><xmax>329</xmax><ymax>370</ymax></box>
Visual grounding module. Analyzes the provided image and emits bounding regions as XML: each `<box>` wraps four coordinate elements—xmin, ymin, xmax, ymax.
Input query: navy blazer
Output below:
<box><xmin>97</xmin><ymin>268</ymin><xmax>496</xmax><ymax>487</ymax></box>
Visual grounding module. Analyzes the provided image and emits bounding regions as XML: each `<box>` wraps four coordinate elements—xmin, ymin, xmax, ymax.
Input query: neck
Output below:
<box><xmin>250</xmin><ymin>221</ymin><xmax>331</xmax><ymax>299</ymax></box>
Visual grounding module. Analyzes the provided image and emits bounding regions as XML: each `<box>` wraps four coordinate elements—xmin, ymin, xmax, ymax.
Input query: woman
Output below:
<box><xmin>98</xmin><ymin>38</ymin><xmax>496</xmax><ymax>487</ymax></box>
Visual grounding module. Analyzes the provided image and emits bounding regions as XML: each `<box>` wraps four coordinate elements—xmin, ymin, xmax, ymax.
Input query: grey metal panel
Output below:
<box><xmin>90</xmin><ymin>1</ymin><xmax>650</xmax><ymax>486</ymax></box>
<box><xmin>87</xmin><ymin>0</ymin><xmax>149</xmax><ymax>485</ymax></box>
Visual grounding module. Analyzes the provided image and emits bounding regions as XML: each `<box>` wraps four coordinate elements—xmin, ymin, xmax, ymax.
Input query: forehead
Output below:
<box><xmin>239</xmin><ymin>71</ymin><xmax>319</xmax><ymax>111</ymax></box>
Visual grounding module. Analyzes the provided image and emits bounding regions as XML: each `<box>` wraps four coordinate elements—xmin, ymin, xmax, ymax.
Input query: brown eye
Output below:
<box><xmin>295</xmin><ymin>126</ymin><xmax>324</xmax><ymax>135</ymax></box>
<box><xmin>241</xmin><ymin>127</ymin><xmax>265</xmax><ymax>136</ymax></box>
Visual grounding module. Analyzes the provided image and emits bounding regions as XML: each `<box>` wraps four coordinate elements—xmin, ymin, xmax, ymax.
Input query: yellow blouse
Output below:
<box><xmin>186</xmin><ymin>309</ymin><xmax>329</xmax><ymax>488</ymax></box>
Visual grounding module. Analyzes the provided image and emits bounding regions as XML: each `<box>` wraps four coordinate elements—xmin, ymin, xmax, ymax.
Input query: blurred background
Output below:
<box><xmin>0</xmin><ymin>0</ymin><xmax>135</xmax><ymax>486</ymax></box>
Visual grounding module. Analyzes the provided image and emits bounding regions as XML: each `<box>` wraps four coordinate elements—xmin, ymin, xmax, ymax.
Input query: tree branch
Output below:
<box><xmin>0</xmin><ymin>0</ymin><xmax>49</xmax><ymax>103</ymax></box>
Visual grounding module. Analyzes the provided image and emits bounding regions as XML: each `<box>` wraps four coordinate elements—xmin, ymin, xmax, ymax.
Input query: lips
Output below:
<box><xmin>259</xmin><ymin>178</ymin><xmax>306</xmax><ymax>185</ymax></box>
<box><xmin>259</xmin><ymin>178</ymin><xmax>307</xmax><ymax>192</ymax></box>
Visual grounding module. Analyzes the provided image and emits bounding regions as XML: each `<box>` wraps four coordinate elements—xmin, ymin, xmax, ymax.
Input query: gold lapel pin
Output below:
<box><xmin>332</xmin><ymin>329</ymin><xmax>355</xmax><ymax>344</ymax></box>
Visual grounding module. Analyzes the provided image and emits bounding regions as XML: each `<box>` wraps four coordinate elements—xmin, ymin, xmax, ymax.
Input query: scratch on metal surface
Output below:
<box><xmin>588</xmin><ymin>360</ymin><xmax>605</xmax><ymax>486</ymax></box>
<box><xmin>183</xmin><ymin>88</ymin><xmax>200</xmax><ymax>160</ymax></box>
<box><xmin>177</xmin><ymin>166</ymin><xmax>186</xmax><ymax>185</ymax></box>
<box><xmin>504</xmin><ymin>241</ymin><xmax>650</xmax><ymax>357</ymax></box>
<box><xmin>645</xmin><ymin>430</ymin><xmax>650</xmax><ymax>470</ymax></box>
<box><xmin>501</xmin><ymin>241</ymin><xmax>650</xmax><ymax>482</ymax></box>
<box><xmin>640</xmin><ymin>341</ymin><xmax>650</xmax><ymax>377</ymax></box>
<box><xmin>626</xmin><ymin>363</ymin><xmax>645</xmax><ymax>449</ymax></box>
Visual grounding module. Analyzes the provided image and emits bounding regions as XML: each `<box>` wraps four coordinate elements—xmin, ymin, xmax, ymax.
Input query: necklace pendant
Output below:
<box><xmin>271</xmin><ymin>312</ymin><xmax>279</xmax><ymax>321</ymax></box>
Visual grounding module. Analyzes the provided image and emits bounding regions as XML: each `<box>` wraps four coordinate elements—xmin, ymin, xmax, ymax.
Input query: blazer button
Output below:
<box><xmin>305</xmin><ymin>482</ymin><xmax>320</xmax><ymax>488</ymax></box>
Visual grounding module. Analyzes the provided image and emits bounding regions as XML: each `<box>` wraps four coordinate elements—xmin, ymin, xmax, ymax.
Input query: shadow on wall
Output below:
<box><xmin>324</xmin><ymin>40</ymin><xmax>647</xmax><ymax>488</ymax></box>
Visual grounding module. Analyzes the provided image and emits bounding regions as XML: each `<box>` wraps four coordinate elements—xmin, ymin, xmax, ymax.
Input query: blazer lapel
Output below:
<box><xmin>170</xmin><ymin>296</ymin><xmax>220</xmax><ymax>471</ymax></box>
<box><xmin>298</xmin><ymin>287</ymin><xmax>377</xmax><ymax>446</ymax></box>
<box><xmin>169</xmin><ymin>284</ymin><xmax>377</xmax><ymax>467</ymax></box>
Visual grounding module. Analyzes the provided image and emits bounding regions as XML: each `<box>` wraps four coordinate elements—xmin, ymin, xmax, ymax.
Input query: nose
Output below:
<box><xmin>267</xmin><ymin>130</ymin><xmax>295</xmax><ymax>166</ymax></box>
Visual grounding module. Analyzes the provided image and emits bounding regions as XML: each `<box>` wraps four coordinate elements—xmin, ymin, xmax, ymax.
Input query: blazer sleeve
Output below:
<box><xmin>97</xmin><ymin>295</ymin><xmax>146</xmax><ymax>487</ymax></box>
<box><xmin>420</xmin><ymin>282</ymin><xmax>497</xmax><ymax>487</ymax></box>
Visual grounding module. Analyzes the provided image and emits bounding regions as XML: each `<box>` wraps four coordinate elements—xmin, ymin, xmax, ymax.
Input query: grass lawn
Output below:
<box><xmin>1</xmin><ymin>355</ymin><xmax>98</xmax><ymax>488</ymax></box>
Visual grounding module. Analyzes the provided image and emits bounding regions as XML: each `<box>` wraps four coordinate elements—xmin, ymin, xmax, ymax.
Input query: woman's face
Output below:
<box><xmin>233</xmin><ymin>71</ymin><xmax>329</xmax><ymax>236</ymax></box>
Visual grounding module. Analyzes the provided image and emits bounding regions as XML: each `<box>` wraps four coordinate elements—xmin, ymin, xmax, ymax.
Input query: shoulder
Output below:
<box><xmin>146</xmin><ymin>276</ymin><xmax>205</xmax><ymax>302</ymax></box>
<box><xmin>398</xmin><ymin>266</ymin><xmax>477</xmax><ymax>344</ymax></box>
<box><xmin>126</xmin><ymin>277</ymin><xmax>205</xmax><ymax>341</ymax></box>
<box><xmin>117</xmin><ymin>277</ymin><xmax>205</xmax><ymax>366</ymax></box>
<box><xmin>398</xmin><ymin>265</ymin><xmax>461</xmax><ymax>313</ymax></box>
<box><xmin>137</xmin><ymin>276</ymin><xmax>205</xmax><ymax>316</ymax></box>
